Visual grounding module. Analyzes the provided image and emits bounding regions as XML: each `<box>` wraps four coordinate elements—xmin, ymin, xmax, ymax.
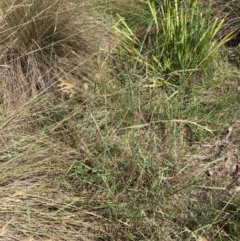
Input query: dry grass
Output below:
<box><xmin>0</xmin><ymin>135</ymin><xmax>81</xmax><ymax>240</ymax></box>
<box><xmin>0</xmin><ymin>0</ymin><xmax>114</xmax><ymax>111</ymax></box>
<box><xmin>0</xmin><ymin>0</ymin><xmax>240</xmax><ymax>240</ymax></box>
<box><xmin>0</xmin><ymin>1</ymin><xmax>117</xmax><ymax>239</ymax></box>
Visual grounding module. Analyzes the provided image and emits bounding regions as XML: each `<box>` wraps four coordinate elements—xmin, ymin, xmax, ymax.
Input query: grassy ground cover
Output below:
<box><xmin>0</xmin><ymin>0</ymin><xmax>240</xmax><ymax>240</ymax></box>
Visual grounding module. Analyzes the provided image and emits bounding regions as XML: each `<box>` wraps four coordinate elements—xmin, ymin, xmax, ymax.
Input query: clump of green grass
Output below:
<box><xmin>115</xmin><ymin>0</ymin><xmax>232</xmax><ymax>86</ymax></box>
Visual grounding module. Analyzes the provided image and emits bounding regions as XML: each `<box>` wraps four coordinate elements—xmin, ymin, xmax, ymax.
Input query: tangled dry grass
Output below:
<box><xmin>0</xmin><ymin>0</ymin><xmax>240</xmax><ymax>240</ymax></box>
<box><xmin>0</xmin><ymin>0</ymin><xmax>114</xmax><ymax>111</ymax></box>
<box><xmin>0</xmin><ymin>0</ymin><xmax>118</xmax><ymax>240</ymax></box>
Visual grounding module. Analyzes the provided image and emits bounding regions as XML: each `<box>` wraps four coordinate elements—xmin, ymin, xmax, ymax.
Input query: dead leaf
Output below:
<box><xmin>198</xmin><ymin>236</ymin><xmax>209</xmax><ymax>241</ymax></box>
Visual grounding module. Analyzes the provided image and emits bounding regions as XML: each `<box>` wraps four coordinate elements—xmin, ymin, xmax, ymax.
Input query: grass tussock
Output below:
<box><xmin>0</xmin><ymin>0</ymin><xmax>113</xmax><ymax>111</ymax></box>
<box><xmin>0</xmin><ymin>0</ymin><xmax>240</xmax><ymax>240</ymax></box>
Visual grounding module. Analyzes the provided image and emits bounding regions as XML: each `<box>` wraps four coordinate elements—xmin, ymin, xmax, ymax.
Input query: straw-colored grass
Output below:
<box><xmin>0</xmin><ymin>0</ymin><xmax>240</xmax><ymax>240</ymax></box>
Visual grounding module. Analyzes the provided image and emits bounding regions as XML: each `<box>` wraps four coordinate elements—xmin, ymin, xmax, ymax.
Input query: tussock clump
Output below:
<box><xmin>0</xmin><ymin>0</ymin><xmax>115</xmax><ymax>111</ymax></box>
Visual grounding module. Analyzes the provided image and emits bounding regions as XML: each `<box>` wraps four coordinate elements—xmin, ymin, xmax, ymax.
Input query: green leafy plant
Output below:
<box><xmin>115</xmin><ymin>0</ymin><xmax>233</xmax><ymax>85</ymax></box>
